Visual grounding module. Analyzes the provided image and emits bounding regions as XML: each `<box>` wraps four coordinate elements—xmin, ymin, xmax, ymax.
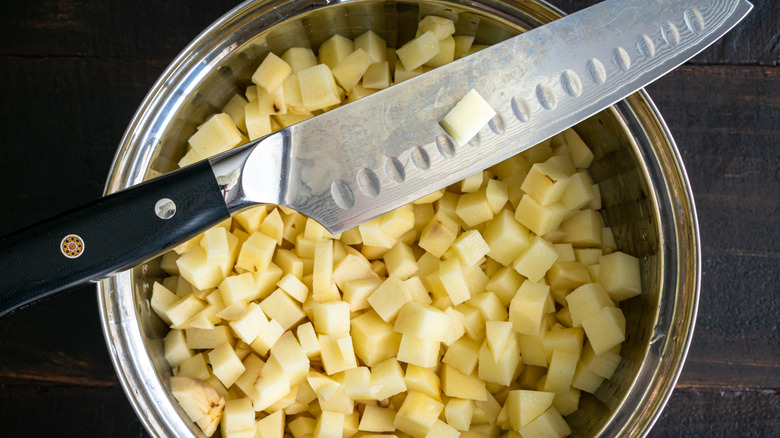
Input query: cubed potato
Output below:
<box><xmin>282</xmin><ymin>47</ymin><xmax>318</xmax><ymax>73</ymax></box>
<box><xmin>417</xmin><ymin>16</ymin><xmax>456</xmax><ymax>40</ymax></box>
<box><xmin>419</xmin><ymin>214</ymin><xmax>459</xmax><ymax>258</ymax></box>
<box><xmin>367</xmin><ymin>275</ymin><xmax>413</xmax><ymax>322</ymax></box>
<box><xmin>209</xmin><ymin>342</ymin><xmax>246</xmax><ymax>388</ymax></box>
<box><xmin>312</xmin><ymin>300</ymin><xmax>350</xmax><ymax>334</ymax></box>
<box><xmin>319</xmin><ymin>34</ymin><xmax>354</xmax><ymax>69</ymax></box>
<box><xmin>249</xmin><ymin>318</ymin><xmax>285</xmax><ymax>356</ymax></box>
<box><xmin>442</xmin><ymin>335</ymin><xmax>480</xmax><ymax>375</ymax></box>
<box><xmin>315</xmin><ymin>410</ymin><xmax>345</xmax><ymax>438</ymax></box>
<box><xmin>437</xmin><ymin>259</ymin><xmax>472</xmax><ymax>306</ymax></box>
<box><xmin>484</xmin><ymin>266</ymin><xmax>523</xmax><ymax>306</ymax></box>
<box><xmin>396</xmin><ymin>31</ymin><xmax>440</xmax><ymax>71</ymax></box>
<box><xmin>229</xmin><ymin>302</ymin><xmax>268</xmax><ymax>344</ymax></box>
<box><xmin>384</xmin><ymin>241</ymin><xmax>419</xmax><ymax>280</ymax></box>
<box><xmin>581</xmin><ymin>341</ymin><xmax>621</xmax><ymax>379</ymax></box>
<box><xmin>351</xmin><ymin>311</ymin><xmax>402</xmax><ymax>366</ymax></box>
<box><xmin>394</xmin><ymin>57</ymin><xmax>424</xmax><ymax>83</ymax></box>
<box><xmin>354</xmin><ymin>30</ymin><xmax>388</xmax><ymax>63</ymax></box>
<box><xmin>451</xmin><ymin>230</ymin><xmax>490</xmax><ymax>267</ymax></box>
<box><xmin>425</xmin><ymin>36</ymin><xmax>455</xmax><ymax>68</ymax></box>
<box><xmin>508</xmin><ymin>281</ymin><xmax>551</xmax><ymax>337</ymax></box>
<box><xmin>477</xmin><ymin>335</ymin><xmax>521</xmax><ymax>386</ymax></box>
<box><xmin>561</xmin><ymin>209</ymin><xmax>603</xmax><ymax>247</ymax></box>
<box><xmin>331</xmin><ymin>48</ymin><xmax>374</xmax><ymax>92</ymax></box>
<box><xmin>514</xmin><ymin>195</ymin><xmax>569</xmax><ymax>237</ymax></box>
<box><xmin>359</xmin><ymin>405</ymin><xmax>397</xmax><ymax>432</ymax></box>
<box><xmin>394</xmin><ymin>391</ymin><xmax>445</xmax><ymax>438</ymax></box>
<box><xmin>397</xmin><ymin>334</ymin><xmax>441</xmax><ymax>368</ymax></box>
<box><xmin>222</xmin><ymin>93</ymin><xmax>250</xmax><ymax>134</ymax></box>
<box><xmin>440</xmin><ymin>365</ymin><xmax>488</xmax><ymax>401</ymax></box>
<box><xmin>236</xmin><ymin>231</ymin><xmax>277</xmax><ymax>274</ymax></box>
<box><xmin>164</xmin><ymin>329</ymin><xmax>193</xmax><ymax>368</ymax></box>
<box><xmin>599</xmin><ymin>251</ymin><xmax>642</xmax><ymax>301</ymax></box>
<box><xmin>370</xmin><ymin>358</ymin><xmax>408</xmax><ymax>400</ymax></box>
<box><xmin>445</xmin><ymin>398</ymin><xmax>473</xmax><ymax>431</ymax></box>
<box><xmin>440</xmin><ymin>89</ymin><xmax>496</xmax><ymax>147</ymax></box>
<box><xmin>517</xmin><ymin>406</ymin><xmax>571</xmax><ymax>437</ymax></box>
<box><xmin>244</xmin><ymin>99</ymin><xmax>273</xmax><ymax>140</ymax></box>
<box><xmin>188</xmin><ymin>113</ymin><xmax>243</xmax><ymax>158</ymax></box>
<box><xmin>176</xmin><ymin>247</ymin><xmax>224</xmax><ymax>291</ymax></box>
<box><xmin>253</xmin><ymin>52</ymin><xmax>292</xmax><ymax>92</ymax></box>
<box><xmin>505</xmin><ymin>390</ymin><xmax>555</xmax><ymax>430</ymax></box>
<box><xmin>565</xmin><ymin>283</ymin><xmax>615</xmax><ymax>327</ymax></box>
<box><xmin>394</xmin><ymin>301</ymin><xmax>452</xmax><ymax>342</ymax></box>
<box><xmin>453</xmin><ymin>35</ymin><xmax>475</xmax><ymax>59</ymax></box>
<box><xmin>363</xmin><ymin>61</ymin><xmax>391</xmax><ymax>90</ymax></box>
<box><xmin>319</xmin><ymin>333</ymin><xmax>358</xmax><ymax>375</ymax></box>
<box><xmin>513</xmin><ymin>235</ymin><xmax>559</xmax><ymax>283</ymax></box>
<box><xmin>298</xmin><ymin>64</ymin><xmax>342</xmax><ymax>111</ymax></box>
<box><xmin>260</xmin><ymin>289</ymin><xmax>306</xmax><ymax>331</ymax></box>
<box><xmin>581</xmin><ymin>306</ymin><xmax>626</xmax><ymax>355</ymax></box>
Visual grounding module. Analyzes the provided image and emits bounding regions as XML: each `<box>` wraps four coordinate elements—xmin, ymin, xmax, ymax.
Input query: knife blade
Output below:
<box><xmin>0</xmin><ymin>0</ymin><xmax>752</xmax><ymax>317</ymax></box>
<box><xmin>228</xmin><ymin>0</ymin><xmax>752</xmax><ymax>233</ymax></box>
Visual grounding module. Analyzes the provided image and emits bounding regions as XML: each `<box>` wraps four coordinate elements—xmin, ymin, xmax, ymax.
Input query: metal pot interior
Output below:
<box><xmin>98</xmin><ymin>0</ymin><xmax>699</xmax><ymax>436</ymax></box>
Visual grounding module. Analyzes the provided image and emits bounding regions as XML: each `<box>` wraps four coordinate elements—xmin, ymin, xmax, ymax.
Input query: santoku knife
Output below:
<box><xmin>0</xmin><ymin>0</ymin><xmax>752</xmax><ymax>317</ymax></box>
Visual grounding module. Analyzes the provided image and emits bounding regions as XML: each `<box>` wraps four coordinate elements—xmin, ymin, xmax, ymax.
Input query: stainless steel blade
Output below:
<box><xmin>223</xmin><ymin>0</ymin><xmax>752</xmax><ymax>233</ymax></box>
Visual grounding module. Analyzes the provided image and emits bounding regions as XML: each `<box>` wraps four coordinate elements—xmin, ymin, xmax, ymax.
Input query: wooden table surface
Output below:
<box><xmin>0</xmin><ymin>0</ymin><xmax>777</xmax><ymax>436</ymax></box>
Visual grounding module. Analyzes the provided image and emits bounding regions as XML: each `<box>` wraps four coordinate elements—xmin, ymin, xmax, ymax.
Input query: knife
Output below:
<box><xmin>0</xmin><ymin>0</ymin><xmax>752</xmax><ymax>318</ymax></box>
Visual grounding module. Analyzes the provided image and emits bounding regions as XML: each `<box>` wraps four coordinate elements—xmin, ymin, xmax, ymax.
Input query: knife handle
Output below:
<box><xmin>0</xmin><ymin>159</ymin><xmax>230</xmax><ymax>319</ymax></box>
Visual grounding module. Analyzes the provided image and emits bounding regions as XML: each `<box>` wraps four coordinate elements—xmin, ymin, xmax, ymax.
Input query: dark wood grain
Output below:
<box><xmin>0</xmin><ymin>0</ymin><xmax>777</xmax><ymax>437</ymax></box>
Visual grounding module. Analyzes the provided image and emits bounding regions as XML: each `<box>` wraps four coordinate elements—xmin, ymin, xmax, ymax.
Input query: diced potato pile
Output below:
<box><xmin>153</xmin><ymin>14</ymin><xmax>642</xmax><ymax>438</ymax></box>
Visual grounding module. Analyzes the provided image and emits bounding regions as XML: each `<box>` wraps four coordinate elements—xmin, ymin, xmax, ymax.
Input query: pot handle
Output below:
<box><xmin>0</xmin><ymin>159</ymin><xmax>230</xmax><ymax>319</ymax></box>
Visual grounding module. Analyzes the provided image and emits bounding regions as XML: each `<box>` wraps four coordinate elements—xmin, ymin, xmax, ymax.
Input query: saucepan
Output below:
<box><xmin>86</xmin><ymin>0</ymin><xmax>701</xmax><ymax>436</ymax></box>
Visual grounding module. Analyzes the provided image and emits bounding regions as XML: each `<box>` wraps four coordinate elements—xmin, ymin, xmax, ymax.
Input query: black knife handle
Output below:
<box><xmin>0</xmin><ymin>160</ymin><xmax>231</xmax><ymax>319</ymax></box>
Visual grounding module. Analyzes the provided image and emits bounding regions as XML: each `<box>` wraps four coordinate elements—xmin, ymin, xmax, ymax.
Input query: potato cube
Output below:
<box><xmin>425</xmin><ymin>36</ymin><xmax>455</xmax><ymax>68</ymax></box>
<box><xmin>394</xmin><ymin>58</ymin><xmax>424</xmax><ymax>83</ymax></box>
<box><xmin>404</xmin><ymin>364</ymin><xmax>441</xmax><ymax>402</ymax></box>
<box><xmin>343</xmin><ymin>366</ymin><xmax>376</xmax><ymax>400</ymax></box>
<box><xmin>253</xmin><ymin>52</ymin><xmax>292</xmax><ymax>92</ymax></box>
<box><xmin>289</xmin><ymin>416</ymin><xmax>316</xmax><ymax>438</ymax></box>
<box><xmin>236</xmin><ymin>231</ymin><xmax>277</xmax><ymax>274</ymax></box>
<box><xmin>440</xmin><ymin>89</ymin><xmax>496</xmax><ymax>147</ymax></box>
<box><xmin>209</xmin><ymin>342</ymin><xmax>246</xmax><ymax>388</ymax></box>
<box><xmin>397</xmin><ymin>334</ymin><xmax>440</xmax><ymax>368</ymax></box>
<box><xmin>351</xmin><ymin>311</ymin><xmax>401</xmax><ymax>366</ymax></box>
<box><xmin>599</xmin><ymin>251</ymin><xmax>642</xmax><ymax>301</ymax></box>
<box><xmin>397</xmin><ymin>29</ymin><xmax>440</xmax><ymax>72</ymax></box>
<box><xmin>451</xmin><ymin>230</ymin><xmax>490</xmax><ymax>267</ymax></box>
<box><xmin>467</xmin><ymin>292</ymin><xmax>507</xmax><ymax>322</ymax></box>
<box><xmin>517</xmin><ymin>406</ymin><xmax>571</xmax><ymax>437</ymax></box>
<box><xmin>513</xmin><ymin>235</ymin><xmax>559</xmax><ymax>283</ymax></box>
<box><xmin>505</xmin><ymin>390</ymin><xmax>555</xmax><ymax>430</ymax></box>
<box><xmin>319</xmin><ymin>333</ymin><xmax>358</xmax><ymax>375</ymax></box>
<box><xmin>244</xmin><ymin>99</ymin><xmax>273</xmax><ymax>140</ymax></box>
<box><xmin>315</xmin><ymin>411</ymin><xmax>345</xmax><ymax>438</ymax></box>
<box><xmin>282</xmin><ymin>47</ymin><xmax>317</xmax><ymax>73</ymax></box>
<box><xmin>453</xmin><ymin>35</ymin><xmax>475</xmax><ymax>59</ymax></box>
<box><xmin>188</xmin><ymin>113</ymin><xmax>243</xmax><ymax>158</ymax></box>
<box><xmin>354</xmin><ymin>30</ymin><xmax>388</xmax><ymax>64</ymax></box>
<box><xmin>418</xmin><ymin>15</ymin><xmax>456</xmax><ymax>40</ymax></box>
<box><xmin>152</xmin><ymin>282</ymin><xmax>180</xmax><ymax>325</ymax></box>
<box><xmin>257</xmin><ymin>410</ymin><xmax>285</xmax><ymax>438</ymax></box>
<box><xmin>298</xmin><ymin>64</ymin><xmax>342</xmax><ymax>111</ymax></box>
<box><xmin>563</xmin><ymin>128</ymin><xmax>594</xmax><ymax>168</ymax></box>
<box><xmin>571</xmin><ymin>360</ymin><xmax>604</xmax><ymax>394</ymax></box>
<box><xmin>313</xmin><ymin>300</ymin><xmax>350</xmax><ymax>334</ymax></box>
<box><xmin>509</xmin><ymin>281</ymin><xmax>551</xmax><ymax>337</ymax></box>
<box><xmin>221</xmin><ymin>398</ymin><xmax>255</xmax><ymax>438</ymax></box>
<box><xmin>477</xmin><ymin>335</ymin><xmax>521</xmax><ymax>386</ymax></box>
<box><xmin>367</xmin><ymin>275</ymin><xmax>413</xmax><ymax>322</ymax></box>
<box><xmin>384</xmin><ymin>241</ymin><xmax>419</xmax><ymax>280</ymax></box>
<box><xmin>561</xmin><ymin>172</ymin><xmax>596</xmax><ymax>210</ymax></box>
<box><xmin>319</xmin><ymin>34</ymin><xmax>354</xmax><ymax>69</ymax></box>
<box><xmin>394</xmin><ymin>391</ymin><xmax>444</xmax><ymax>438</ymax></box>
<box><xmin>445</xmin><ymin>398</ymin><xmax>473</xmax><ymax>431</ymax></box>
<box><xmin>440</xmin><ymin>365</ymin><xmax>488</xmax><ymax>401</ymax></box>
<box><xmin>164</xmin><ymin>329</ymin><xmax>193</xmax><ymax>368</ymax></box>
<box><xmin>485</xmin><ymin>320</ymin><xmax>514</xmax><ymax>362</ymax></box>
<box><xmin>442</xmin><ymin>335</ymin><xmax>480</xmax><ymax>375</ymax></box>
<box><xmin>243</xmin><ymin>314</ymin><xmax>281</xmax><ymax>354</ymax></box>
<box><xmin>256</xmin><ymin>84</ymin><xmax>287</xmax><ymax>116</ymax></box>
<box><xmin>260</xmin><ymin>289</ymin><xmax>306</xmax><ymax>331</ymax></box>
<box><xmin>521</xmin><ymin>162</ymin><xmax>571</xmax><ymax>207</ymax></box>
<box><xmin>229</xmin><ymin>302</ymin><xmax>268</xmax><ymax>344</ymax></box>
<box><xmin>581</xmin><ymin>306</ymin><xmax>626</xmax><ymax>355</ymax></box>
<box><xmin>331</xmin><ymin>48</ymin><xmax>373</xmax><ymax>92</ymax></box>
<box><xmin>581</xmin><ymin>342</ymin><xmax>621</xmax><ymax>379</ymax></box>
<box><xmin>371</xmin><ymin>358</ymin><xmax>407</xmax><ymax>400</ymax></box>
<box><xmin>514</xmin><ymin>195</ymin><xmax>569</xmax><ymax>237</ymax></box>
<box><xmin>485</xmin><ymin>266</ymin><xmax>523</xmax><ymax>306</ymax></box>
<box><xmin>561</xmin><ymin>209</ymin><xmax>603</xmax><ymax>247</ymax></box>
<box><xmin>565</xmin><ymin>283</ymin><xmax>615</xmax><ymax>327</ymax></box>
<box><xmin>419</xmin><ymin>214</ymin><xmax>459</xmax><ymax>258</ymax></box>
<box><xmin>425</xmin><ymin>420</ymin><xmax>459</xmax><ymax>438</ymax></box>
<box><xmin>176</xmin><ymin>247</ymin><xmax>224</xmax><ymax>291</ymax></box>
<box><xmin>359</xmin><ymin>404</ymin><xmax>397</xmax><ymax>432</ymax></box>
<box><xmin>363</xmin><ymin>61</ymin><xmax>391</xmax><ymax>90</ymax></box>
<box><xmin>394</xmin><ymin>301</ymin><xmax>452</xmax><ymax>342</ymax></box>
<box><xmin>276</xmin><ymin>272</ymin><xmax>308</xmax><ymax>303</ymax></box>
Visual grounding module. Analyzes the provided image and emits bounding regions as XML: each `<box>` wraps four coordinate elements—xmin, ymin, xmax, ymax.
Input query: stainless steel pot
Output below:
<box><xmin>97</xmin><ymin>0</ymin><xmax>700</xmax><ymax>436</ymax></box>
